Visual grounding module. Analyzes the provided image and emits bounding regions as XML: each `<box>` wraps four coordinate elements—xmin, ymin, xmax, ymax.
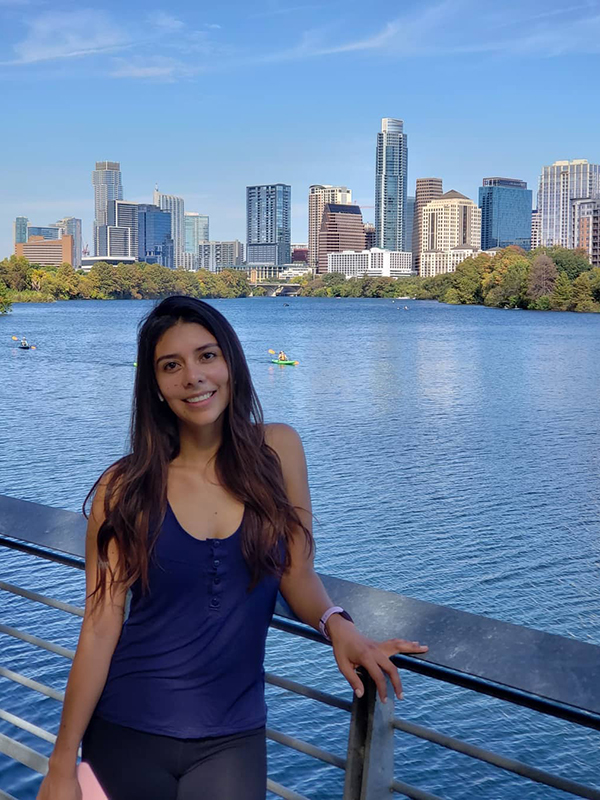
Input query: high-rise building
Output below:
<box><xmin>404</xmin><ymin>196</ymin><xmax>415</xmax><ymax>252</ymax></box>
<box><xmin>185</xmin><ymin>213</ymin><xmax>209</xmax><ymax>254</ymax></box>
<box><xmin>317</xmin><ymin>204</ymin><xmax>365</xmax><ymax>273</ymax></box>
<box><xmin>412</xmin><ymin>178</ymin><xmax>443</xmax><ymax>272</ymax></box>
<box><xmin>92</xmin><ymin>161</ymin><xmax>123</xmax><ymax>257</ymax></box>
<box><xmin>308</xmin><ymin>185</ymin><xmax>352</xmax><ymax>268</ymax></box>
<box><xmin>15</xmin><ymin>235</ymin><xmax>73</xmax><ymax>267</ymax></box>
<box><xmin>420</xmin><ymin>190</ymin><xmax>482</xmax><ymax>277</ymax></box>
<box><xmin>153</xmin><ymin>187</ymin><xmax>185</xmax><ymax>268</ymax></box>
<box><xmin>375</xmin><ymin>118</ymin><xmax>408</xmax><ymax>251</ymax></box>
<box><xmin>531</xmin><ymin>210</ymin><xmax>541</xmax><ymax>250</ymax></box>
<box><xmin>479</xmin><ymin>177</ymin><xmax>532</xmax><ymax>251</ymax></box>
<box><xmin>199</xmin><ymin>241</ymin><xmax>244</xmax><ymax>272</ymax></box>
<box><xmin>14</xmin><ymin>216</ymin><xmax>29</xmax><ymax>245</ymax></box>
<box><xmin>97</xmin><ymin>200</ymin><xmax>138</xmax><ymax>259</ymax></box>
<box><xmin>55</xmin><ymin>217</ymin><xmax>82</xmax><ymax>268</ymax></box>
<box><xmin>138</xmin><ymin>204</ymin><xmax>173</xmax><ymax>268</ymax></box>
<box><xmin>572</xmin><ymin>199</ymin><xmax>600</xmax><ymax>268</ymax></box>
<box><xmin>538</xmin><ymin>159</ymin><xmax>600</xmax><ymax>248</ymax></box>
<box><xmin>291</xmin><ymin>244</ymin><xmax>308</xmax><ymax>263</ymax></box>
<box><xmin>246</xmin><ymin>184</ymin><xmax>291</xmax><ymax>265</ymax></box>
<box><xmin>363</xmin><ymin>223</ymin><xmax>376</xmax><ymax>250</ymax></box>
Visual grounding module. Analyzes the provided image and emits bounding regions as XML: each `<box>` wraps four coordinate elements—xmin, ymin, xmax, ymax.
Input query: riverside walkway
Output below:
<box><xmin>0</xmin><ymin>493</ymin><xmax>599</xmax><ymax>799</ymax></box>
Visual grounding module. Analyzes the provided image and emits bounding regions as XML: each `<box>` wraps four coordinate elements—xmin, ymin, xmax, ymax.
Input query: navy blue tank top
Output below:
<box><xmin>95</xmin><ymin>503</ymin><xmax>281</xmax><ymax>738</ymax></box>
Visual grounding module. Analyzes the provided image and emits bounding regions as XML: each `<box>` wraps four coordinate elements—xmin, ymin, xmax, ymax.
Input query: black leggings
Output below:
<box><xmin>82</xmin><ymin>715</ymin><xmax>267</xmax><ymax>800</ymax></box>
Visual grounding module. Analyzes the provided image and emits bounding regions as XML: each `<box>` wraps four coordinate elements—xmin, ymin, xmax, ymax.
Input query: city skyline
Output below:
<box><xmin>1</xmin><ymin>0</ymin><xmax>599</xmax><ymax>258</ymax></box>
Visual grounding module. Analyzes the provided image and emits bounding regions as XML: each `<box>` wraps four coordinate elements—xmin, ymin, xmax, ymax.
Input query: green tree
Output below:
<box><xmin>0</xmin><ymin>278</ymin><xmax>11</xmax><ymax>313</ymax></box>
<box><xmin>444</xmin><ymin>287</ymin><xmax>461</xmax><ymax>304</ymax></box>
<box><xmin>451</xmin><ymin>253</ymin><xmax>490</xmax><ymax>304</ymax></box>
<box><xmin>571</xmin><ymin>272</ymin><xmax>600</xmax><ymax>313</ymax></box>
<box><xmin>549</xmin><ymin>272</ymin><xmax>573</xmax><ymax>311</ymax></box>
<box><xmin>0</xmin><ymin>255</ymin><xmax>32</xmax><ymax>291</ymax></box>
<box><xmin>541</xmin><ymin>247</ymin><xmax>591</xmax><ymax>280</ymax></box>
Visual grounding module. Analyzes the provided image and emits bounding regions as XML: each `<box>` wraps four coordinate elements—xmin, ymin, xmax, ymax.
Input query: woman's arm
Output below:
<box><xmin>267</xmin><ymin>423</ymin><xmax>428</xmax><ymax>703</ymax></box>
<box><xmin>37</xmin><ymin>478</ymin><xmax>128</xmax><ymax>799</ymax></box>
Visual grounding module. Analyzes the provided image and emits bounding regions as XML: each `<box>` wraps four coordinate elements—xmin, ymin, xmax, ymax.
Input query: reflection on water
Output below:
<box><xmin>1</xmin><ymin>298</ymin><xmax>599</xmax><ymax>798</ymax></box>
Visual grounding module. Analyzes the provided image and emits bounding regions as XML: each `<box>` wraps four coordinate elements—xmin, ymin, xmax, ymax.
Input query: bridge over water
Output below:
<box><xmin>249</xmin><ymin>283</ymin><xmax>302</xmax><ymax>297</ymax></box>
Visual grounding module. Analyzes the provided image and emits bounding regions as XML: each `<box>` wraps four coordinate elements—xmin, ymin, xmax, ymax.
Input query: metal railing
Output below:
<box><xmin>1</xmin><ymin>494</ymin><xmax>599</xmax><ymax>799</ymax></box>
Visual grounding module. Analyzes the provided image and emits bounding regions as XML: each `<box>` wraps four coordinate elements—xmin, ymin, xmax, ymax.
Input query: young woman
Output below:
<box><xmin>37</xmin><ymin>295</ymin><xmax>428</xmax><ymax>800</ymax></box>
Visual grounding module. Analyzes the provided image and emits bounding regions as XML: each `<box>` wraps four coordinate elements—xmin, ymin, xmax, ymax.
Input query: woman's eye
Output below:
<box><xmin>202</xmin><ymin>352</ymin><xmax>216</xmax><ymax>361</ymax></box>
<box><xmin>164</xmin><ymin>361</ymin><xmax>179</xmax><ymax>371</ymax></box>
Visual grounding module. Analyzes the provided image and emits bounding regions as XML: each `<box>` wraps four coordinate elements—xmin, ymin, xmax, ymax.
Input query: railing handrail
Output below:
<box><xmin>1</xmin><ymin>492</ymin><xmax>600</xmax><ymax>731</ymax></box>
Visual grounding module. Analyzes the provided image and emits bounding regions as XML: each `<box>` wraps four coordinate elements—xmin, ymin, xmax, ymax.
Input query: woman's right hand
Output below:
<box><xmin>36</xmin><ymin>768</ymin><xmax>82</xmax><ymax>800</ymax></box>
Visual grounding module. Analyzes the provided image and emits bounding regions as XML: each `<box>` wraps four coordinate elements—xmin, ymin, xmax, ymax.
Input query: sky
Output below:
<box><xmin>1</xmin><ymin>0</ymin><xmax>599</xmax><ymax>257</ymax></box>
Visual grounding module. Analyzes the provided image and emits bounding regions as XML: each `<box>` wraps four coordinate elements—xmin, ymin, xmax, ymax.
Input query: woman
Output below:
<box><xmin>38</xmin><ymin>296</ymin><xmax>427</xmax><ymax>800</ymax></box>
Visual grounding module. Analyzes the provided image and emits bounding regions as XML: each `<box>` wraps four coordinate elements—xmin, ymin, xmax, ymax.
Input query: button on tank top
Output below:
<box><xmin>95</xmin><ymin>503</ymin><xmax>281</xmax><ymax>739</ymax></box>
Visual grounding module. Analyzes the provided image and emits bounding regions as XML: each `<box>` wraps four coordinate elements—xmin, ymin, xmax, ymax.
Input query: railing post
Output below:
<box><xmin>343</xmin><ymin>669</ymin><xmax>394</xmax><ymax>800</ymax></box>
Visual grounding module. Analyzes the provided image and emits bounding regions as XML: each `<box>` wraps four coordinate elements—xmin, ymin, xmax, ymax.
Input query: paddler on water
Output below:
<box><xmin>278</xmin><ymin>350</ymin><xmax>288</xmax><ymax>362</ymax></box>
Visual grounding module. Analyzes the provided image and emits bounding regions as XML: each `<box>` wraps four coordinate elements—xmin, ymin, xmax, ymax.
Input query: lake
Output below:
<box><xmin>1</xmin><ymin>297</ymin><xmax>599</xmax><ymax>798</ymax></box>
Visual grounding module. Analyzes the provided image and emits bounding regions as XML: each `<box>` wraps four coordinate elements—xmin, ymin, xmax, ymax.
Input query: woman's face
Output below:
<box><xmin>154</xmin><ymin>321</ymin><xmax>230</xmax><ymax>428</ymax></box>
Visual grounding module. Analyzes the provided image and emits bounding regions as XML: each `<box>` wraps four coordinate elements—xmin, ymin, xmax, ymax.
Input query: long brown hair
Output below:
<box><xmin>86</xmin><ymin>295</ymin><xmax>313</xmax><ymax>604</ymax></box>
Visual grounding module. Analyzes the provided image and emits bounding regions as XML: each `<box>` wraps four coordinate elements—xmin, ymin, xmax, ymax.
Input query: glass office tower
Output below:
<box><xmin>246</xmin><ymin>184</ymin><xmax>291</xmax><ymax>265</ymax></box>
<box><xmin>479</xmin><ymin>178</ymin><xmax>532</xmax><ymax>251</ymax></box>
<box><xmin>138</xmin><ymin>204</ymin><xmax>174</xmax><ymax>268</ymax></box>
<box><xmin>375</xmin><ymin>118</ymin><xmax>408</xmax><ymax>251</ymax></box>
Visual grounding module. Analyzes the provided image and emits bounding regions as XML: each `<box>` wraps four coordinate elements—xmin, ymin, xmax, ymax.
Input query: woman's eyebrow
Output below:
<box><xmin>155</xmin><ymin>343</ymin><xmax>220</xmax><ymax>365</ymax></box>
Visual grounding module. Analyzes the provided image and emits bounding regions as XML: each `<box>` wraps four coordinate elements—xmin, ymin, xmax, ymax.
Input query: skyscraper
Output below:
<box><xmin>364</xmin><ymin>223</ymin><xmax>376</xmax><ymax>250</ymax></box>
<box><xmin>138</xmin><ymin>204</ymin><xmax>173</xmax><ymax>268</ymax></box>
<box><xmin>55</xmin><ymin>217</ymin><xmax>82</xmax><ymax>268</ymax></box>
<box><xmin>538</xmin><ymin>159</ymin><xmax>600</xmax><ymax>248</ymax></box>
<box><xmin>531</xmin><ymin>210</ymin><xmax>541</xmax><ymax>250</ymax></box>
<box><xmin>572</xmin><ymin>199</ymin><xmax>600</xmax><ymax>268</ymax></box>
<box><xmin>317</xmin><ymin>204</ymin><xmax>365</xmax><ymax>273</ymax></box>
<box><xmin>420</xmin><ymin>190</ymin><xmax>482</xmax><ymax>277</ymax></box>
<box><xmin>308</xmin><ymin>185</ymin><xmax>352</xmax><ymax>268</ymax></box>
<box><xmin>412</xmin><ymin>178</ymin><xmax>443</xmax><ymax>272</ymax></box>
<box><xmin>185</xmin><ymin>213</ymin><xmax>209</xmax><ymax>254</ymax></box>
<box><xmin>246</xmin><ymin>184</ymin><xmax>291</xmax><ymax>265</ymax></box>
<box><xmin>479</xmin><ymin>178</ymin><xmax>532</xmax><ymax>251</ymax></box>
<box><xmin>97</xmin><ymin>200</ymin><xmax>138</xmax><ymax>259</ymax></box>
<box><xmin>404</xmin><ymin>196</ymin><xmax>415</xmax><ymax>253</ymax></box>
<box><xmin>92</xmin><ymin>161</ymin><xmax>123</xmax><ymax>256</ymax></box>
<box><xmin>199</xmin><ymin>241</ymin><xmax>244</xmax><ymax>272</ymax></box>
<box><xmin>375</xmin><ymin>118</ymin><xmax>408</xmax><ymax>251</ymax></box>
<box><xmin>14</xmin><ymin>216</ymin><xmax>28</xmax><ymax>245</ymax></box>
<box><xmin>153</xmin><ymin>187</ymin><xmax>185</xmax><ymax>269</ymax></box>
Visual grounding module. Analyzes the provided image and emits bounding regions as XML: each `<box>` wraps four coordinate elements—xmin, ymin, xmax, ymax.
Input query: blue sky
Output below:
<box><xmin>1</xmin><ymin>0</ymin><xmax>599</xmax><ymax>257</ymax></box>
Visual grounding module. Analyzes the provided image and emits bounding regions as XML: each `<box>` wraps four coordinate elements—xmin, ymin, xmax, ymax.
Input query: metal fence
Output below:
<box><xmin>1</xmin><ymin>494</ymin><xmax>599</xmax><ymax>799</ymax></box>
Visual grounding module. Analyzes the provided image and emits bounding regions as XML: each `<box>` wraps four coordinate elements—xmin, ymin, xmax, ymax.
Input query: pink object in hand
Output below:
<box><xmin>77</xmin><ymin>762</ymin><xmax>109</xmax><ymax>799</ymax></box>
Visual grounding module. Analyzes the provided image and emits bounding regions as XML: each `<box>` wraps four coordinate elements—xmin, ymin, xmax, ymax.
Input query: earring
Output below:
<box><xmin>158</xmin><ymin>392</ymin><xmax>164</xmax><ymax>402</ymax></box>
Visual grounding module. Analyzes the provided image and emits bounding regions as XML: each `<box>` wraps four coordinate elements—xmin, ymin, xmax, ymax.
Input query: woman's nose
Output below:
<box><xmin>183</xmin><ymin>362</ymin><xmax>205</xmax><ymax>385</ymax></box>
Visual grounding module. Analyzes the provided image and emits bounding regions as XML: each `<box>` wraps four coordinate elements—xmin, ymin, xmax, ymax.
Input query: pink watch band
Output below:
<box><xmin>319</xmin><ymin>606</ymin><xmax>345</xmax><ymax>640</ymax></box>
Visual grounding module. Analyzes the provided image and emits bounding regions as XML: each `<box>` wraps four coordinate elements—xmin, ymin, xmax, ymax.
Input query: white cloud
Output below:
<box><xmin>5</xmin><ymin>9</ymin><xmax>130</xmax><ymax>64</ymax></box>
<box><xmin>147</xmin><ymin>11</ymin><xmax>185</xmax><ymax>32</ymax></box>
<box><xmin>110</xmin><ymin>56</ymin><xmax>198</xmax><ymax>81</ymax></box>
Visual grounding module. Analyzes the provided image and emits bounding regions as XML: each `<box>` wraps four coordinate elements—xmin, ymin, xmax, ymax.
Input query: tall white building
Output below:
<box><xmin>531</xmin><ymin>210</ymin><xmax>541</xmax><ymax>250</ymax></box>
<box><xmin>328</xmin><ymin>248</ymin><xmax>414</xmax><ymax>278</ymax></box>
<box><xmin>419</xmin><ymin>190</ymin><xmax>482</xmax><ymax>277</ymax></box>
<box><xmin>154</xmin><ymin>186</ymin><xmax>185</xmax><ymax>268</ymax></box>
<box><xmin>92</xmin><ymin>161</ymin><xmax>123</xmax><ymax>257</ymax></box>
<box><xmin>538</xmin><ymin>159</ymin><xmax>600</xmax><ymax>248</ymax></box>
<box><xmin>97</xmin><ymin>200</ymin><xmax>138</xmax><ymax>259</ymax></box>
<box><xmin>308</xmin><ymin>185</ymin><xmax>352</xmax><ymax>269</ymax></box>
<box><xmin>375</xmin><ymin>118</ymin><xmax>408</xmax><ymax>251</ymax></box>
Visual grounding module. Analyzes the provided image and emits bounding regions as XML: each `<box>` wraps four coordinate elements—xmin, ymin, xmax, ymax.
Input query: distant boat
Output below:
<box><xmin>18</xmin><ymin>338</ymin><xmax>31</xmax><ymax>350</ymax></box>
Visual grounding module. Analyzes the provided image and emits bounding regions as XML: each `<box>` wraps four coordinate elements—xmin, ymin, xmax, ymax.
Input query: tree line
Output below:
<box><xmin>1</xmin><ymin>247</ymin><xmax>598</xmax><ymax>315</ymax></box>
<box><xmin>0</xmin><ymin>257</ymin><xmax>252</xmax><ymax>313</ymax></box>
<box><xmin>297</xmin><ymin>247</ymin><xmax>600</xmax><ymax>312</ymax></box>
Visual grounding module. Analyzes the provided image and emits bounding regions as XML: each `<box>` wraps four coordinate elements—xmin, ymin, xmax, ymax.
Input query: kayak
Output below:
<box><xmin>271</xmin><ymin>360</ymin><xmax>297</xmax><ymax>366</ymax></box>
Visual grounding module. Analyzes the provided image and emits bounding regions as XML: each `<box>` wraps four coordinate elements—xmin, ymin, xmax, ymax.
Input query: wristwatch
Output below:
<box><xmin>319</xmin><ymin>606</ymin><xmax>354</xmax><ymax>641</ymax></box>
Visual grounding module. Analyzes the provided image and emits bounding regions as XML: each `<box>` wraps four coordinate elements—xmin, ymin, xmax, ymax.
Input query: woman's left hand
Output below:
<box><xmin>327</xmin><ymin>616</ymin><xmax>428</xmax><ymax>703</ymax></box>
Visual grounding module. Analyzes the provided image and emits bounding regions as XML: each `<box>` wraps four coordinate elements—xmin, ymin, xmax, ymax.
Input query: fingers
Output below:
<box><xmin>379</xmin><ymin>638</ymin><xmax>429</xmax><ymax>657</ymax></box>
<box><xmin>337</xmin><ymin>660</ymin><xmax>366</xmax><ymax>699</ymax></box>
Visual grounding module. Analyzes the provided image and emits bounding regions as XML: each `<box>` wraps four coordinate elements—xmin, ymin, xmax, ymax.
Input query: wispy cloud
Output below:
<box><xmin>110</xmin><ymin>55</ymin><xmax>199</xmax><ymax>81</ymax></box>
<box><xmin>147</xmin><ymin>11</ymin><xmax>185</xmax><ymax>32</ymax></box>
<box><xmin>3</xmin><ymin>9</ymin><xmax>131</xmax><ymax>65</ymax></box>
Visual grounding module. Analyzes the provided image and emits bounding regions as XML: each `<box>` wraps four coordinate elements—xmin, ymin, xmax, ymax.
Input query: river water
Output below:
<box><xmin>0</xmin><ymin>298</ymin><xmax>599</xmax><ymax>799</ymax></box>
